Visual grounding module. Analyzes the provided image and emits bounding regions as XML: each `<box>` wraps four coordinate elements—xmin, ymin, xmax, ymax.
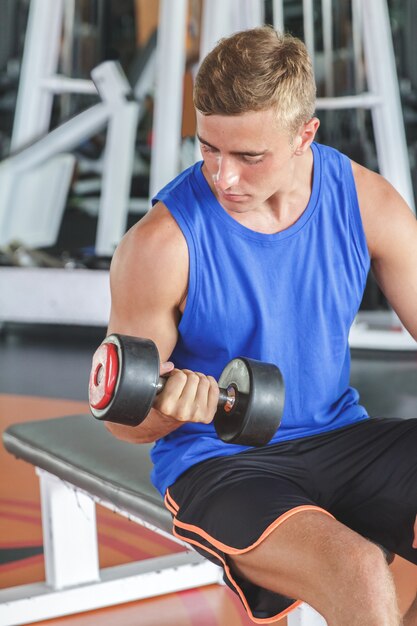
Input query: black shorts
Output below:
<box><xmin>165</xmin><ymin>417</ymin><xmax>417</xmax><ymax>623</ymax></box>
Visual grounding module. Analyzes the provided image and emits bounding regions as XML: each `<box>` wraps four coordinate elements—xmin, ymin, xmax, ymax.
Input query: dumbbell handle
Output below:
<box><xmin>155</xmin><ymin>376</ymin><xmax>236</xmax><ymax>413</ymax></box>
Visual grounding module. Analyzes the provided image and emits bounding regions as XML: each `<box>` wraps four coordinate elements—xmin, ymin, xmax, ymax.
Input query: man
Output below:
<box><xmin>104</xmin><ymin>27</ymin><xmax>417</xmax><ymax>625</ymax></box>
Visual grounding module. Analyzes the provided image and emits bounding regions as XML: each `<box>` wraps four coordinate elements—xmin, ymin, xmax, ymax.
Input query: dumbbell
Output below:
<box><xmin>89</xmin><ymin>334</ymin><xmax>285</xmax><ymax>446</ymax></box>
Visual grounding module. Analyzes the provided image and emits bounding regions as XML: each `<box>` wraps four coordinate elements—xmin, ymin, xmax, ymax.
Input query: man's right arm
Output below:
<box><xmin>102</xmin><ymin>202</ymin><xmax>219</xmax><ymax>443</ymax></box>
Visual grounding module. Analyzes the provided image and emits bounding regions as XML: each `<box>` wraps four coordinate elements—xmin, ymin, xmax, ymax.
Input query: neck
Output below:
<box><xmin>268</xmin><ymin>148</ymin><xmax>314</xmax><ymax>220</ymax></box>
<box><xmin>229</xmin><ymin>148</ymin><xmax>314</xmax><ymax>235</ymax></box>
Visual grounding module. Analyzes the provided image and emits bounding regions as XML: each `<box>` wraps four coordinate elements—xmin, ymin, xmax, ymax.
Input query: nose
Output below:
<box><xmin>212</xmin><ymin>156</ymin><xmax>239</xmax><ymax>191</ymax></box>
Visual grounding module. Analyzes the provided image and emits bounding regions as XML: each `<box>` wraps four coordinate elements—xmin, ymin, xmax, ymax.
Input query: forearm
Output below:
<box><xmin>104</xmin><ymin>407</ymin><xmax>182</xmax><ymax>444</ymax></box>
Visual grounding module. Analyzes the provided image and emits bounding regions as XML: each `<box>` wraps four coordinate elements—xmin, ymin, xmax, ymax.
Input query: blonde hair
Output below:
<box><xmin>193</xmin><ymin>26</ymin><xmax>316</xmax><ymax>135</ymax></box>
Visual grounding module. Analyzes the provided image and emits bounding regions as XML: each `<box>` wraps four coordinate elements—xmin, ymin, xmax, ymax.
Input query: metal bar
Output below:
<box><xmin>60</xmin><ymin>0</ymin><xmax>75</xmax><ymax>119</ymax></box>
<box><xmin>351</xmin><ymin>0</ymin><xmax>367</xmax><ymax>139</ymax></box>
<box><xmin>95</xmin><ymin>101</ymin><xmax>140</xmax><ymax>256</ymax></box>
<box><xmin>11</xmin><ymin>0</ymin><xmax>65</xmax><ymax>149</ymax></box>
<box><xmin>352</xmin><ymin>0</ymin><xmax>365</xmax><ymax>94</ymax></box>
<box><xmin>0</xmin><ymin>553</ymin><xmax>221</xmax><ymax>626</ymax></box>
<box><xmin>361</xmin><ymin>0</ymin><xmax>415</xmax><ymax>213</ymax></box>
<box><xmin>315</xmin><ymin>93</ymin><xmax>382</xmax><ymax>110</ymax></box>
<box><xmin>272</xmin><ymin>0</ymin><xmax>285</xmax><ymax>32</ymax></box>
<box><xmin>302</xmin><ymin>0</ymin><xmax>315</xmax><ymax>65</ymax></box>
<box><xmin>230</xmin><ymin>0</ymin><xmax>264</xmax><ymax>31</ymax></box>
<box><xmin>4</xmin><ymin>103</ymin><xmax>108</xmax><ymax>172</ymax></box>
<box><xmin>41</xmin><ymin>76</ymin><xmax>98</xmax><ymax>95</ymax></box>
<box><xmin>149</xmin><ymin>0</ymin><xmax>188</xmax><ymax>197</ymax></box>
<box><xmin>90</xmin><ymin>60</ymin><xmax>140</xmax><ymax>254</ymax></box>
<box><xmin>321</xmin><ymin>0</ymin><xmax>334</xmax><ymax>97</ymax></box>
<box><xmin>199</xmin><ymin>0</ymin><xmax>233</xmax><ymax>59</ymax></box>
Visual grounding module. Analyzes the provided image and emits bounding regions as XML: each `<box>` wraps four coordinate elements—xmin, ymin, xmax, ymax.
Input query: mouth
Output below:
<box><xmin>219</xmin><ymin>191</ymin><xmax>249</xmax><ymax>202</ymax></box>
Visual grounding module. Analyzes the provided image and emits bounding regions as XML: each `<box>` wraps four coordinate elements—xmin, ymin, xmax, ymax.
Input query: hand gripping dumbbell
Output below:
<box><xmin>88</xmin><ymin>334</ymin><xmax>285</xmax><ymax>446</ymax></box>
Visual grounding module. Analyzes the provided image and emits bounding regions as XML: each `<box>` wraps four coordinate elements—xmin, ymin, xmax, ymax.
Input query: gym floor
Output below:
<box><xmin>1</xmin><ymin>322</ymin><xmax>417</xmax><ymax>624</ymax></box>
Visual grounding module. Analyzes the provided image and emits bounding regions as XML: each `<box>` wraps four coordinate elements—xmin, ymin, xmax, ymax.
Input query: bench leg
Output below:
<box><xmin>0</xmin><ymin>469</ymin><xmax>223</xmax><ymax>626</ymax></box>
<box><xmin>38</xmin><ymin>468</ymin><xmax>100</xmax><ymax>588</ymax></box>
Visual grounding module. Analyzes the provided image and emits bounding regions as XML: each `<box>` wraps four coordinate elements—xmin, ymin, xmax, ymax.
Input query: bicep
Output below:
<box><xmin>106</xmin><ymin>209</ymin><xmax>188</xmax><ymax>361</ymax></box>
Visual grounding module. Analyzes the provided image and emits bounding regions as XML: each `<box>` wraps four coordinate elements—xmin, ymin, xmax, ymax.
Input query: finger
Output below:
<box><xmin>192</xmin><ymin>373</ymin><xmax>218</xmax><ymax>423</ymax></box>
<box><xmin>154</xmin><ymin>368</ymin><xmax>188</xmax><ymax>415</ymax></box>
<box><xmin>161</xmin><ymin>368</ymin><xmax>188</xmax><ymax>394</ymax></box>
<box><xmin>207</xmin><ymin>375</ymin><xmax>221</xmax><ymax>413</ymax></box>
<box><xmin>174</xmin><ymin>370</ymin><xmax>202</xmax><ymax>418</ymax></box>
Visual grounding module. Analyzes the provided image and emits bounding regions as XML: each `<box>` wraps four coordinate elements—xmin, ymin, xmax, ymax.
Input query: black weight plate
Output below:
<box><xmin>214</xmin><ymin>357</ymin><xmax>285</xmax><ymax>446</ymax></box>
<box><xmin>90</xmin><ymin>334</ymin><xmax>160</xmax><ymax>426</ymax></box>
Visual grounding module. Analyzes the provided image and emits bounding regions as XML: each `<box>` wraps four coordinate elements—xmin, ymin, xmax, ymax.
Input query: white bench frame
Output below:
<box><xmin>0</xmin><ymin>469</ymin><xmax>222</xmax><ymax>626</ymax></box>
<box><xmin>0</xmin><ymin>467</ymin><xmax>327</xmax><ymax>626</ymax></box>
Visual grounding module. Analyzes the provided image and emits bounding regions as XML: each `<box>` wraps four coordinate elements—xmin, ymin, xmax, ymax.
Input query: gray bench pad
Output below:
<box><xmin>3</xmin><ymin>414</ymin><xmax>173</xmax><ymax>534</ymax></box>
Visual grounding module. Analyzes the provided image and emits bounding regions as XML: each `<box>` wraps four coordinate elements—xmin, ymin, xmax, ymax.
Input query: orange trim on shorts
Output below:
<box><xmin>170</xmin><ymin>518</ymin><xmax>300</xmax><ymax>623</ymax></box>
<box><xmin>164</xmin><ymin>490</ymin><xmax>179</xmax><ymax>514</ymax></box>
<box><xmin>165</xmin><ymin>488</ymin><xmax>335</xmax><ymax>624</ymax></box>
<box><xmin>167</xmin><ymin>488</ymin><xmax>334</xmax><ymax>555</ymax></box>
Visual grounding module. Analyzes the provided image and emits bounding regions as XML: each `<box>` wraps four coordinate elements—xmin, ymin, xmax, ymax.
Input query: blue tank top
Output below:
<box><xmin>150</xmin><ymin>142</ymin><xmax>370</xmax><ymax>495</ymax></box>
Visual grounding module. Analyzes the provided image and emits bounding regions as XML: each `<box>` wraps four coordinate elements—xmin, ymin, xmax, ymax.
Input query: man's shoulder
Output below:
<box><xmin>109</xmin><ymin>203</ymin><xmax>189</xmax><ymax>311</ymax></box>
<box><xmin>123</xmin><ymin>203</ymin><xmax>186</xmax><ymax>257</ymax></box>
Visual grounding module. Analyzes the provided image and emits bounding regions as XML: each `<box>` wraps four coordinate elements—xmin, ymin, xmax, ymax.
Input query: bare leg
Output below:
<box><xmin>391</xmin><ymin>557</ymin><xmax>417</xmax><ymax>618</ymax></box>
<box><xmin>404</xmin><ymin>595</ymin><xmax>417</xmax><ymax>626</ymax></box>
<box><xmin>229</xmin><ymin>511</ymin><xmax>401</xmax><ymax>626</ymax></box>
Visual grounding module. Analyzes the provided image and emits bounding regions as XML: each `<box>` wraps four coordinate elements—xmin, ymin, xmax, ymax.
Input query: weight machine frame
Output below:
<box><xmin>0</xmin><ymin>0</ymin><xmax>415</xmax><ymax>347</ymax></box>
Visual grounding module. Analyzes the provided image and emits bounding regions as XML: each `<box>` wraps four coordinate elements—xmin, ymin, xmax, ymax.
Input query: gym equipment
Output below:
<box><xmin>89</xmin><ymin>333</ymin><xmax>285</xmax><ymax>446</ymax></box>
<box><xmin>0</xmin><ymin>58</ymin><xmax>139</xmax><ymax>253</ymax></box>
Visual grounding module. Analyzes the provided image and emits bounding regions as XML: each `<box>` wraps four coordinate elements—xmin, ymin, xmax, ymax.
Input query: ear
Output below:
<box><xmin>294</xmin><ymin>117</ymin><xmax>320</xmax><ymax>155</ymax></box>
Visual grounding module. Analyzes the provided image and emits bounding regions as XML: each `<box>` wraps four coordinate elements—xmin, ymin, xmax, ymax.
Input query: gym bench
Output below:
<box><xmin>1</xmin><ymin>414</ymin><xmax>327</xmax><ymax>626</ymax></box>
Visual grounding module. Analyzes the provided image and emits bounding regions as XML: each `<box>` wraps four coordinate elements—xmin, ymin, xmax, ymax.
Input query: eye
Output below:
<box><xmin>242</xmin><ymin>155</ymin><xmax>264</xmax><ymax>164</ymax></box>
<box><xmin>200</xmin><ymin>144</ymin><xmax>217</xmax><ymax>154</ymax></box>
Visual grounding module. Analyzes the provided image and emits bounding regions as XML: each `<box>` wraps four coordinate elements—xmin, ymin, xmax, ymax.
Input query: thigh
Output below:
<box><xmin>166</xmin><ymin>444</ymin><xmax>329</xmax><ymax>621</ymax></box>
<box><xmin>230</xmin><ymin>507</ymin><xmax>398</xmax><ymax>625</ymax></box>
<box><xmin>318</xmin><ymin>417</ymin><xmax>417</xmax><ymax>564</ymax></box>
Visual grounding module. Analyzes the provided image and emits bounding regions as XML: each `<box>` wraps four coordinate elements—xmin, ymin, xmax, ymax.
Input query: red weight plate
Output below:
<box><xmin>88</xmin><ymin>342</ymin><xmax>119</xmax><ymax>410</ymax></box>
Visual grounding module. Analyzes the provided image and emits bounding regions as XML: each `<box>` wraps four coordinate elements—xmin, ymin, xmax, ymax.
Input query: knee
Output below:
<box><xmin>332</xmin><ymin>540</ymin><xmax>391</xmax><ymax>594</ymax></box>
<box><xmin>322</xmin><ymin>541</ymin><xmax>399</xmax><ymax>624</ymax></box>
<box><xmin>350</xmin><ymin>540</ymin><xmax>391</xmax><ymax>583</ymax></box>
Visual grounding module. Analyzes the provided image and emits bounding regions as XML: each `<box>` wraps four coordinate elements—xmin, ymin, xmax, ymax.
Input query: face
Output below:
<box><xmin>196</xmin><ymin>109</ymin><xmax>317</xmax><ymax>213</ymax></box>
